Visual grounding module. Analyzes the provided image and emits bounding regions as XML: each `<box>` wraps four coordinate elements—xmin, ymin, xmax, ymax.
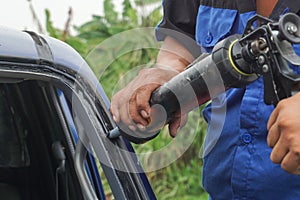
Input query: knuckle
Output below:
<box><xmin>284</xmin><ymin>133</ymin><xmax>297</xmax><ymax>144</ymax></box>
<box><xmin>277</xmin><ymin>117</ymin><xmax>292</xmax><ymax>129</ymax></box>
<box><xmin>137</xmin><ymin>103</ymin><xmax>148</xmax><ymax>111</ymax></box>
<box><xmin>290</xmin><ymin>149</ymin><xmax>300</xmax><ymax>159</ymax></box>
<box><xmin>270</xmin><ymin>153</ymin><xmax>280</xmax><ymax>164</ymax></box>
<box><xmin>280</xmin><ymin>162</ymin><xmax>289</xmax><ymax>171</ymax></box>
<box><xmin>277</xmin><ymin>98</ymin><xmax>288</xmax><ymax>108</ymax></box>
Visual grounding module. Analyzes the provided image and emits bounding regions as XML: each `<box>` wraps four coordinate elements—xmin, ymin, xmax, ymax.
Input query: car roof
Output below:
<box><xmin>0</xmin><ymin>26</ymin><xmax>84</xmax><ymax>70</ymax></box>
<box><xmin>0</xmin><ymin>26</ymin><xmax>110</xmax><ymax>109</ymax></box>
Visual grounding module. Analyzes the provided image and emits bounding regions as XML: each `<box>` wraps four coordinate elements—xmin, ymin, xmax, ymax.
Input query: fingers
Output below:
<box><xmin>111</xmin><ymin>94</ymin><xmax>149</xmax><ymax>131</ymax></box>
<box><xmin>269</xmin><ymin>136</ymin><xmax>289</xmax><ymax>164</ymax></box>
<box><xmin>267</xmin><ymin>102</ymin><xmax>278</xmax><ymax>130</ymax></box>
<box><xmin>133</xmin><ymin>84</ymin><xmax>160</xmax><ymax>125</ymax></box>
<box><xmin>110</xmin><ymin>93</ymin><xmax>121</xmax><ymax>123</ymax></box>
<box><xmin>267</xmin><ymin>99</ymin><xmax>286</xmax><ymax>147</ymax></box>
<box><xmin>267</xmin><ymin>94</ymin><xmax>300</xmax><ymax>174</ymax></box>
<box><xmin>111</xmin><ymin>83</ymin><xmax>159</xmax><ymax>131</ymax></box>
<box><xmin>136</xmin><ymin>86</ymin><xmax>152</xmax><ymax>117</ymax></box>
<box><xmin>280</xmin><ymin>151</ymin><xmax>300</xmax><ymax>174</ymax></box>
<box><xmin>268</xmin><ymin>118</ymin><xmax>300</xmax><ymax>174</ymax></box>
<box><xmin>110</xmin><ymin>67</ymin><xmax>180</xmax><ymax>135</ymax></box>
<box><xmin>168</xmin><ymin>114</ymin><xmax>188</xmax><ymax>137</ymax></box>
<box><xmin>267</xmin><ymin>122</ymin><xmax>280</xmax><ymax>148</ymax></box>
<box><xmin>168</xmin><ymin>118</ymin><xmax>180</xmax><ymax>138</ymax></box>
<box><xmin>129</xmin><ymin>93</ymin><xmax>150</xmax><ymax>127</ymax></box>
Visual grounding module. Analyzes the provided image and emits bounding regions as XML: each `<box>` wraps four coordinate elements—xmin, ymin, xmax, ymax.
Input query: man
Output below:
<box><xmin>111</xmin><ymin>0</ymin><xmax>300</xmax><ymax>199</ymax></box>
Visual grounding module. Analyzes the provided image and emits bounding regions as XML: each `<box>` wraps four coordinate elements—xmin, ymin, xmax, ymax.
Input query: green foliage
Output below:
<box><xmin>135</xmin><ymin>0</ymin><xmax>161</xmax><ymax>5</ymax></box>
<box><xmin>123</xmin><ymin>0</ymin><xmax>138</xmax><ymax>25</ymax></box>
<box><xmin>44</xmin><ymin>0</ymin><xmax>208</xmax><ymax>199</ymax></box>
<box><xmin>133</xmin><ymin>110</ymin><xmax>208</xmax><ymax>199</ymax></box>
<box><xmin>104</xmin><ymin>0</ymin><xmax>118</xmax><ymax>23</ymax></box>
<box><xmin>45</xmin><ymin>9</ymin><xmax>89</xmax><ymax>56</ymax></box>
<box><xmin>45</xmin><ymin>9</ymin><xmax>58</xmax><ymax>38</ymax></box>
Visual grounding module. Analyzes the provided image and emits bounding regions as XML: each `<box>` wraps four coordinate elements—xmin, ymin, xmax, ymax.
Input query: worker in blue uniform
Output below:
<box><xmin>111</xmin><ymin>0</ymin><xmax>300</xmax><ymax>199</ymax></box>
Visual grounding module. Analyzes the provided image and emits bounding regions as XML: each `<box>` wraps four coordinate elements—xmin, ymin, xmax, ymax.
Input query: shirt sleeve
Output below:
<box><xmin>155</xmin><ymin>0</ymin><xmax>201</xmax><ymax>57</ymax></box>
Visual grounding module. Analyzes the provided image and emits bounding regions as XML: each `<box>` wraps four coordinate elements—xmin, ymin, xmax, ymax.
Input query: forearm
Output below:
<box><xmin>156</xmin><ymin>36</ymin><xmax>195</xmax><ymax>73</ymax></box>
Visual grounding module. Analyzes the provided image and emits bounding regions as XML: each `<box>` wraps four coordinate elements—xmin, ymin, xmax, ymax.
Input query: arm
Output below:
<box><xmin>110</xmin><ymin>36</ymin><xmax>194</xmax><ymax>136</ymax></box>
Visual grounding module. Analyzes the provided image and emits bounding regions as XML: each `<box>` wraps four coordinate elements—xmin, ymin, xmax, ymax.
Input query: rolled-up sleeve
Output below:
<box><xmin>155</xmin><ymin>0</ymin><xmax>201</xmax><ymax>57</ymax></box>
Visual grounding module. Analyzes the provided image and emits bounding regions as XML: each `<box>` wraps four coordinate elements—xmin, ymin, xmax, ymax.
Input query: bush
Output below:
<box><xmin>44</xmin><ymin>0</ymin><xmax>208</xmax><ymax>198</ymax></box>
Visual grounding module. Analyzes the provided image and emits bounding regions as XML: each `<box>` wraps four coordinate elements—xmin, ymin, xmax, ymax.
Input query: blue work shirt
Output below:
<box><xmin>156</xmin><ymin>0</ymin><xmax>300</xmax><ymax>199</ymax></box>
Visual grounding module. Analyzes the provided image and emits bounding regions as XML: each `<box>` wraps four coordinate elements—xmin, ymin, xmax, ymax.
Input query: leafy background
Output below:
<box><xmin>41</xmin><ymin>0</ymin><xmax>208</xmax><ymax>199</ymax></box>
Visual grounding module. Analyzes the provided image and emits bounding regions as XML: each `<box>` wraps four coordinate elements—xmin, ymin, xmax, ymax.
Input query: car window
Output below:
<box><xmin>0</xmin><ymin>86</ymin><xmax>30</xmax><ymax>168</ymax></box>
<box><xmin>0</xmin><ymin>81</ymin><xmax>84</xmax><ymax>200</ymax></box>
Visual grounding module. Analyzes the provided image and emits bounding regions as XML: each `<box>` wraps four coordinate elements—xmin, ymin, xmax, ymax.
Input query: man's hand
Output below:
<box><xmin>267</xmin><ymin>92</ymin><xmax>300</xmax><ymax>174</ymax></box>
<box><xmin>110</xmin><ymin>66</ymin><xmax>182</xmax><ymax>136</ymax></box>
<box><xmin>110</xmin><ymin>36</ymin><xmax>194</xmax><ymax>138</ymax></box>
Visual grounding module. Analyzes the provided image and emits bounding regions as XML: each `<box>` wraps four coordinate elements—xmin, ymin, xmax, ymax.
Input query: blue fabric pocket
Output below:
<box><xmin>196</xmin><ymin>6</ymin><xmax>238</xmax><ymax>48</ymax></box>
